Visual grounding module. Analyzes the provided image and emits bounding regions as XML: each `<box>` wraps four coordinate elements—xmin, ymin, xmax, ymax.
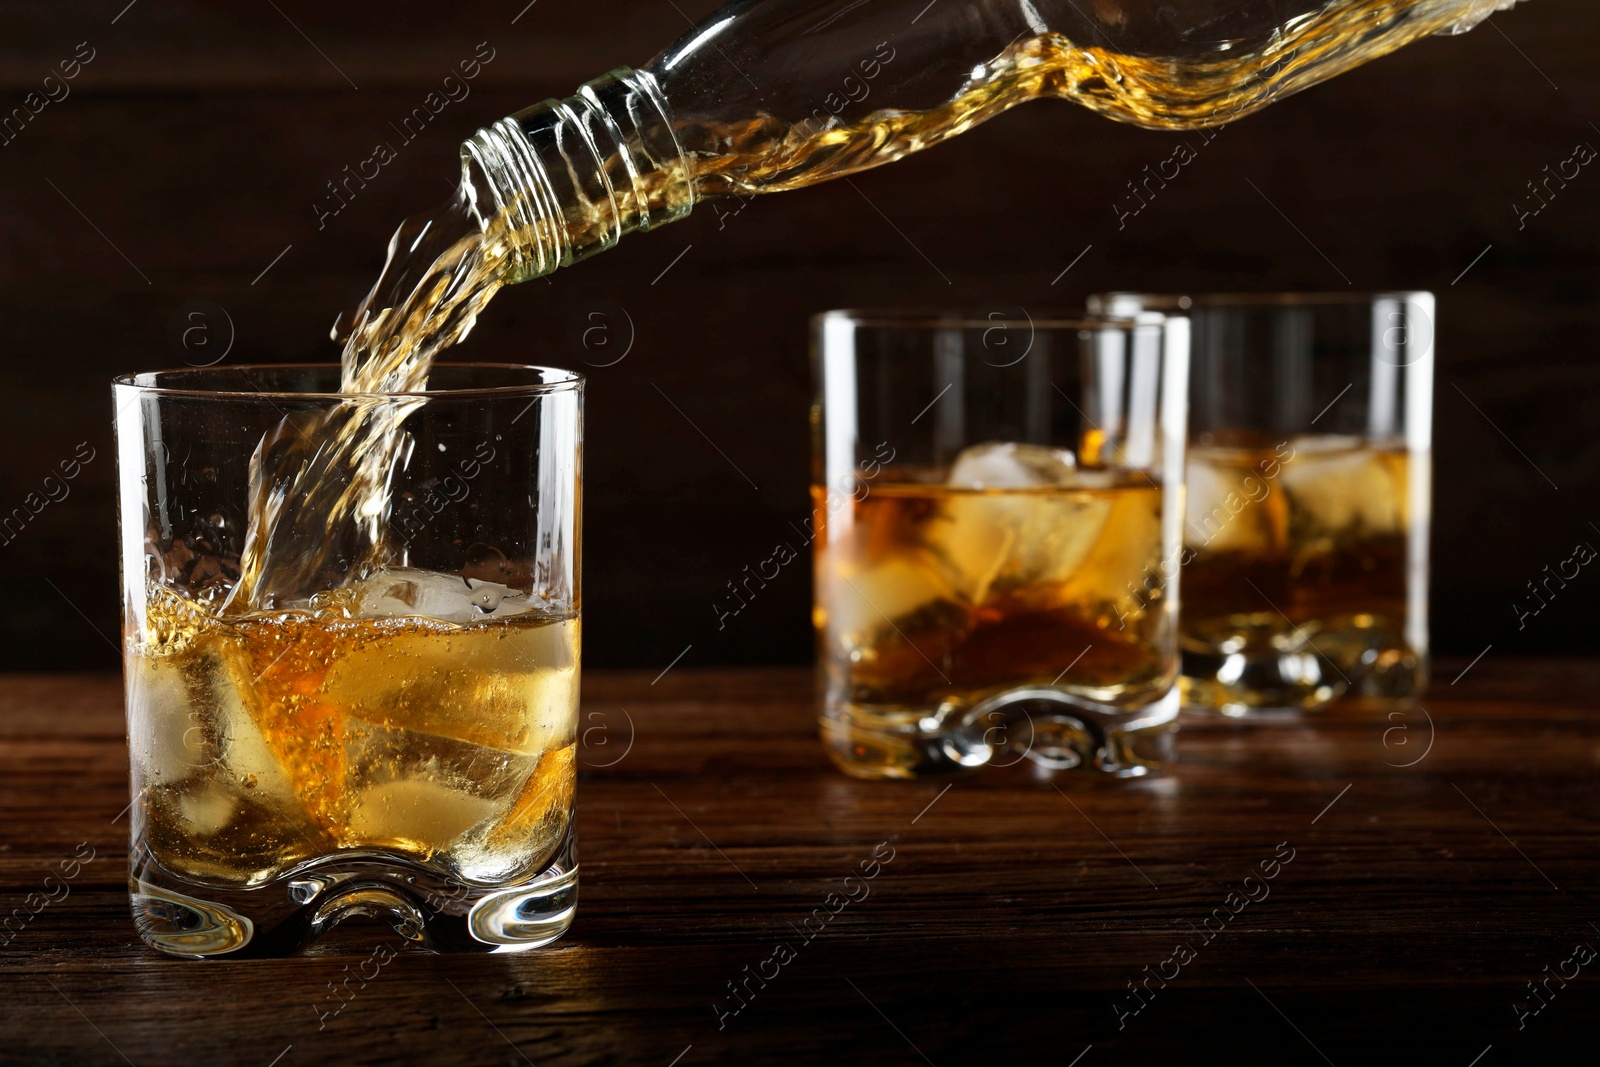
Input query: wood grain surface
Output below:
<box><xmin>2</xmin><ymin>660</ymin><xmax>1597</xmax><ymax>1064</ymax></box>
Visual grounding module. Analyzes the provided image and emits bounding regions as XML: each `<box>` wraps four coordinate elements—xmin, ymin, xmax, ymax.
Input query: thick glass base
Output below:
<box><xmin>129</xmin><ymin>830</ymin><xmax>578</xmax><ymax>958</ymax></box>
<box><xmin>821</xmin><ymin>687</ymin><xmax>1178</xmax><ymax>781</ymax></box>
<box><xmin>1180</xmin><ymin>614</ymin><xmax>1425</xmax><ymax>717</ymax></box>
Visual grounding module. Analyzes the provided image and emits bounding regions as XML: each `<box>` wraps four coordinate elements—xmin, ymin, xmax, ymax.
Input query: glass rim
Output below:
<box><xmin>111</xmin><ymin>362</ymin><xmax>584</xmax><ymax>401</ymax></box>
<box><xmin>1090</xmin><ymin>290</ymin><xmax>1434</xmax><ymax>310</ymax></box>
<box><xmin>812</xmin><ymin>307</ymin><xmax>1171</xmax><ymax>330</ymax></box>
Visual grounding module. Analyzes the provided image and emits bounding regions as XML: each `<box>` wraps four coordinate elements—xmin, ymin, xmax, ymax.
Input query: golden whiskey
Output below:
<box><xmin>814</xmin><ymin>470</ymin><xmax>1174</xmax><ymax>777</ymax></box>
<box><xmin>1181</xmin><ymin>432</ymin><xmax>1424</xmax><ymax>711</ymax></box>
<box><xmin>129</xmin><ymin>578</ymin><xmax>578</xmax><ymax>890</ymax></box>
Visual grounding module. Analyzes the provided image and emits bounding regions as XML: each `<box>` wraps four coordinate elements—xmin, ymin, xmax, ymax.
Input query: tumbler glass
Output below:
<box><xmin>810</xmin><ymin>310</ymin><xmax>1189</xmax><ymax>779</ymax></box>
<box><xmin>1091</xmin><ymin>292</ymin><xmax>1433</xmax><ymax>716</ymax></box>
<box><xmin>113</xmin><ymin>364</ymin><xmax>581</xmax><ymax>957</ymax></box>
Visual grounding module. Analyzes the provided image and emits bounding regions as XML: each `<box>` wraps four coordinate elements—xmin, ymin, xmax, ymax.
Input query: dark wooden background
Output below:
<box><xmin>1</xmin><ymin>0</ymin><xmax>1597</xmax><ymax>673</ymax></box>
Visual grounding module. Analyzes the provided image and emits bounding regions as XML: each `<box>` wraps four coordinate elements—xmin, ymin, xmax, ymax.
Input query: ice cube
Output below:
<box><xmin>347</xmin><ymin>779</ymin><xmax>501</xmax><ymax>852</ymax></box>
<box><xmin>354</xmin><ymin>566</ymin><xmax>536</xmax><ymax>623</ymax></box>
<box><xmin>1288</xmin><ymin>433</ymin><xmax>1366</xmax><ymax>455</ymax></box>
<box><xmin>320</xmin><ymin>613</ymin><xmax>579</xmax><ymax>757</ymax></box>
<box><xmin>176</xmin><ymin>781</ymin><xmax>238</xmax><ymax>837</ymax></box>
<box><xmin>936</xmin><ymin>444</ymin><xmax>1118</xmax><ymax>598</ymax></box>
<box><xmin>128</xmin><ymin>656</ymin><xmax>208</xmax><ymax>785</ymax></box>
<box><xmin>824</xmin><ymin>551</ymin><xmax>965</xmax><ymax>648</ymax></box>
<box><xmin>948</xmin><ymin>442</ymin><xmax>1077</xmax><ymax>489</ymax></box>
<box><xmin>1184</xmin><ymin>447</ymin><xmax>1287</xmax><ymax>555</ymax></box>
<box><xmin>454</xmin><ymin>745</ymin><xmax>575</xmax><ymax>883</ymax></box>
<box><xmin>921</xmin><ymin>504</ymin><xmax>1014</xmax><ymax>605</ymax></box>
<box><xmin>202</xmin><ymin>633</ymin><xmax>309</xmax><ymax>811</ymax></box>
<box><xmin>1279</xmin><ymin>435</ymin><xmax>1404</xmax><ymax>535</ymax></box>
<box><xmin>129</xmin><ymin>632</ymin><xmax>302</xmax><ymax>803</ymax></box>
<box><xmin>1053</xmin><ymin>485</ymin><xmax>1161</xmax><ymax>606</ymax></box>
<box><xmin>929</xmin><ymin>490</ymin><xmax>1116</xmax><ymax>598</ymax></box>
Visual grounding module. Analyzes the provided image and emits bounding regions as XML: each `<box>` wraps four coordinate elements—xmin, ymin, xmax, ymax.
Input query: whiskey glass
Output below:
<box><xmin>1092</xmin><ymin>292</ymin><xmax>1433</xmax><ymax>716</ymax></box>
<box><xmin>811</xmin><ymin>310</ymin><xmax>1189</xmax><ymax>779</ymax></box>
<box><xmin>113</xmin><ymin>364</ymin><xmax>581</xmax><ymax>956</ymax></box>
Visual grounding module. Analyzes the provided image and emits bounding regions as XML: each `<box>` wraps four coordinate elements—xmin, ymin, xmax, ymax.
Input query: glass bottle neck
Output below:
<box><xmin>461</xmin><ymin>67</ymin><xmax>695</xmax><ymax>282</ymax></box>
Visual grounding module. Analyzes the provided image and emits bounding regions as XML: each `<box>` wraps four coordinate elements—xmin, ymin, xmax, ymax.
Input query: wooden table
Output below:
<box><xmin>2</xmin><ymin>662</ymin><xmax>1596</xmax><ymax>1064</ymax></box>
